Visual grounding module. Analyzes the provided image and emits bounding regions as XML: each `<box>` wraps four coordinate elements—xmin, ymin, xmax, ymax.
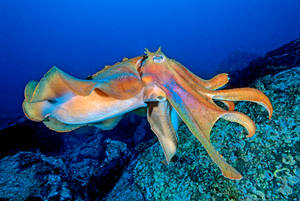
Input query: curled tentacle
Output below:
<box><xmin>210</xmin><ymin>88</ymin><xmax>273</xmax><ymax>119</ymax></box>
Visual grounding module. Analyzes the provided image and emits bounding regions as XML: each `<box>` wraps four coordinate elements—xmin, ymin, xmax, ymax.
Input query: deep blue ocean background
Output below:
<box><xmin>0</xmin><ymin>0</ymin><xmax>299</xmax><ymax>115</ymax></box>
<box><xmin>0</xmin><ymin>1</ymin><xmax>299</xmax><ymax>200</ymax></box>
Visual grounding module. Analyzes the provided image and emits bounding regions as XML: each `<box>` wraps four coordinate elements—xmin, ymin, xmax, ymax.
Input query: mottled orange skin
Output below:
<box><xmin>23</xmin><ymin>48</ymin><xmax>273</xmax><ymax>180</ymax></box>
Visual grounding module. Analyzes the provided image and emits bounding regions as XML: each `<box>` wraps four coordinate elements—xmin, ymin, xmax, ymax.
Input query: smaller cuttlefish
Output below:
<box><xmin>23</xmin><ymin>48</ymin><xmax>272</xmax><ymax>180</ymax></box>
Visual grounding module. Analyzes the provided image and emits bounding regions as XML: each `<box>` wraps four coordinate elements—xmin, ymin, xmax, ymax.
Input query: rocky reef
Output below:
<box><xmin>0</xmin><ymin>39</ymin><xmax>299</xmax><ymax>200</ymax></box>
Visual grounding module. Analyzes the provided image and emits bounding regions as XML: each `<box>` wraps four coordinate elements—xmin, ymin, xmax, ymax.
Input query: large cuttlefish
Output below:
<box><xmin>23</xmin><ymin>48</ymin><xmax>272</xmax><ymax>180</ymax></box>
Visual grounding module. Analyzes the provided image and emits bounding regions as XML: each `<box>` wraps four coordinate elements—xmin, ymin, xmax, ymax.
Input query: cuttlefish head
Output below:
<box><xmin>140</xmin><ymin>47</ymin><xmax>176</xmax><ymax>85</ymax></box>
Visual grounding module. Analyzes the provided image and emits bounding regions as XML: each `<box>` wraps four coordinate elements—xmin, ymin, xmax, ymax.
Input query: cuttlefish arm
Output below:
<box><xmin>144</xmin><ymin>85</ymin><xmax>180</xmax><ymax>164</ymax></box>
<box><xmin>23</xmin><ymin>56</ymin><xmax>146</xmax><ymax>132</ymax></box>
<box><xmin>210</xmin><ymin>88</ymin><xmax>273</xmax><ymax>119</ymax></box>
<box><xmin>141</xmin><ymin>49</ymin><xmax>272</xmax><ymax>180</ymax></box>
<box><xmin>166</xmin><ymin>55</ymin><xmax>235</xmax><ymax>111</ymax></box>
<box><xmin>163</xmin><ymin>81</ymin><xmax>245</xmax><ymax>179</ymax></box>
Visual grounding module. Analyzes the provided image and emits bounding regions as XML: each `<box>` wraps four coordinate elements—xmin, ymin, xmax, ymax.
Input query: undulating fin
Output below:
<box><xmin>23</xmin><ymin>66</ymin><xmax>98</xmax><ymax>122</ymax></box>
<box><xmin>43</xmin><ymin>117</ymin><xmax>83</xmax><ymax>132</ymax></box>
<box><xmin>22</xmin><ymin>100</ymin><xmax>56</xmax><ymax>122</ymax></box>
<box><xmin>23</xmin><ymin>63</ymin><xmax>146</xmax><ymax>125</ymax></box>
<box><xmin>24</xmin><ymin>80</ymin><xmax>38</xmax><ymax>102</ymax></box>
<box><xmin>147</xmin><ymin>100</ymin><xmax>178</xmax><ymax>164</ymax></box>
<box><xmin>29</xmin><ymin>66</ymin><xmax>98</xmax><ymax>103</ymax></box>
<box><xmin>163</xmin><ymin>82</ymin><xmax>243</xmax><ymax>180</ymax></box>
<box><xmin>211</xmin><ymin>88</ymin><xmax>273</xmax><ymax>119</ymax></box>
<box><xmin>90</xmin><ymin>115</ymin><xmax>123</xmax><ymax>130</ymax></box>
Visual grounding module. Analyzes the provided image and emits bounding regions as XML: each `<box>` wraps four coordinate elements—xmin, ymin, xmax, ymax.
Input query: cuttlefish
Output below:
<box><xmin>23</xmin><ymin>48</ymin><xmax>272</xmax><ymax>180</ymax></box>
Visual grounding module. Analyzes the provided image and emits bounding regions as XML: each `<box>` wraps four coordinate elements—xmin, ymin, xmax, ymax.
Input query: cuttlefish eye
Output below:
<box><xmin>152</xmin><ymin>55</ymin><xmax>165</xmax><ymax>63</ymax></box>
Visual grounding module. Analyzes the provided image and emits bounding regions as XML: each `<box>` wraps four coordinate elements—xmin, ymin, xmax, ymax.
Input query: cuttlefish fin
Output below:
<box><xmin>147</xmin><ymin>101</ymin><xmax>178</xmax><ymax>164</ymax></box>
<box><xmin>23</xmin><ymin>100</ymin><xmax>52</xmax><ymax>122</ymax></box>
<box><xmin>43</xmin><ymin>117</ymin><xmax>83</xmax><ymax>132</ymax></box>
<box><xmin>211</xmin><ymin>88</ymin><xmax>273</xmax><ymax>119</ymax></box>
<box><xmin>23</xmin><ymin>66</ymin><xmax>98</xmax><ymax>122</ymax></box>
<box><xmin>90</xmin><ymin>115</ymin><xmax>123</xmax><ymax>130</ymax></box>
<box><xmin>163</xmin><ymin>82</ymin><xmax>243</xmax><ymax>180</ymax></box>
<box><xmin>24</xmin><ymin>80</ymin><xmax>38</xmax><ymax>102</ymax></box>
<box><xmin>29</xmin><ymin>66</ymin><xmax>97</xmax><ymax>103</ymax></box>
<box><xmin>43</xmin><ymin>114</ymin><xmax>124</xmax><ymax>132</ymax></box>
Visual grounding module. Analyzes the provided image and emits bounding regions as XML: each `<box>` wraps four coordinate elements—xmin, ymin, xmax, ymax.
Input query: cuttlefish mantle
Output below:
<box><xmin>23</xmin><ymin>48</ymin><xmax>272</xmax><ymax>180</ymax></box>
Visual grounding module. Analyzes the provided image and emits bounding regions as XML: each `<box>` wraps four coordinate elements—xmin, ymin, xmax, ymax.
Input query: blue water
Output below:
<box><xmin>0</xmin><ymin>0</ymin><xmax>299</xmax><ymax>115</ymax></box>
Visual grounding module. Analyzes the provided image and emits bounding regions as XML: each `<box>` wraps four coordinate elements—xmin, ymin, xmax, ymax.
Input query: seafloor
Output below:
<box><xmin>0</xmin><ymin>39</ymin><xmax>299</xmax><ymax>201</ymax></box>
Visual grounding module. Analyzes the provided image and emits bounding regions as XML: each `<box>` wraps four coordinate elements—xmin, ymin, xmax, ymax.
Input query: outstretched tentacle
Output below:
<box><xmin>210</xmin><ymin>88</ymin><xmax>273</xmax><ymax>119</ymax></box>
